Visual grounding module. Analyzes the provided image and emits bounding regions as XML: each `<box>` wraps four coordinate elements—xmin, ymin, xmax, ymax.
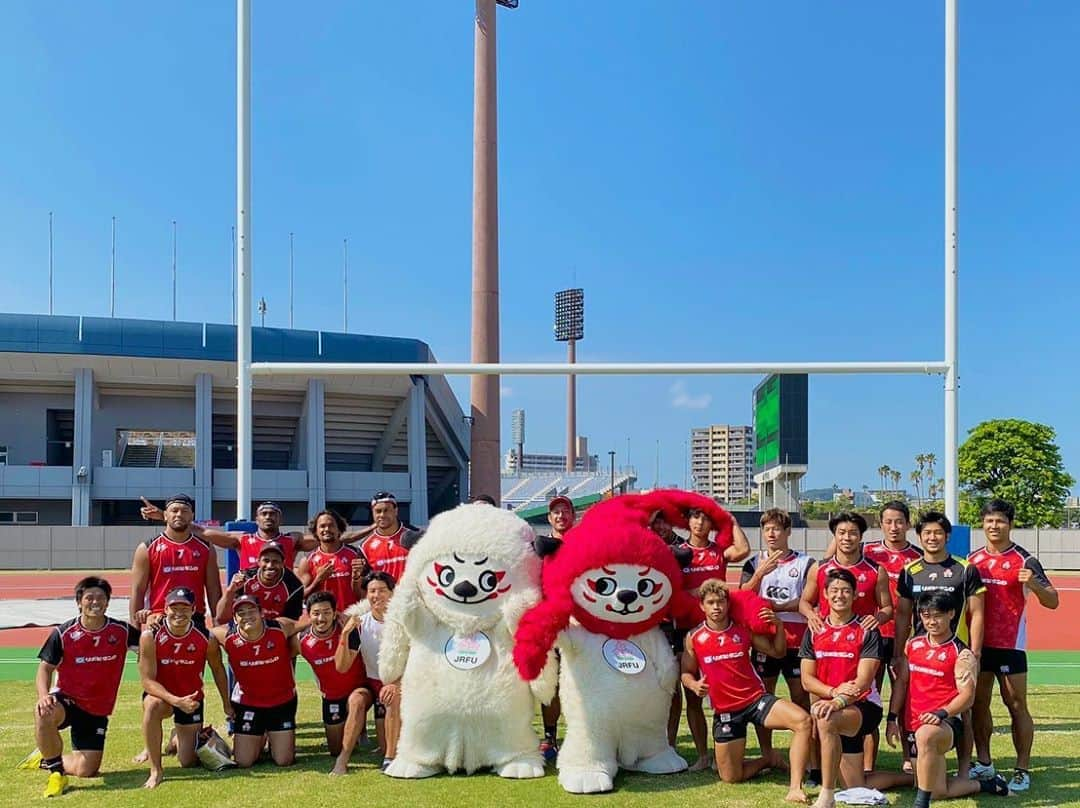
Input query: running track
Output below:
<box><xmin>3</xmin><ymin>570</ymin><xmax>1079</xmax><ymax>650</ymax></box>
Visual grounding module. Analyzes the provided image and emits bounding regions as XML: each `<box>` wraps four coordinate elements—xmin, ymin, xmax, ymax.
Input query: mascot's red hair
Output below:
<box><xmin>512</xmin><ymin>490</ymin><xmax>771</xmax><ymax>794</ymax></box>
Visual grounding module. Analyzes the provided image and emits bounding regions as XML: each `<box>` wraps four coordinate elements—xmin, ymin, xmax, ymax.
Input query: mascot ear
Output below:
<box><xmin>401</xmin><ymin>528</ymin><xmax>425</xmax><ymax>550</ymax></box>
<box><xmin>672</xmin><ymin>545</ymin><xmax>692</xmax><ymax>569</ymax></box>
<box><xmin>533</xmin><ymin>535</ymin><xmax>562</xmax><ymax>558</ymax></box>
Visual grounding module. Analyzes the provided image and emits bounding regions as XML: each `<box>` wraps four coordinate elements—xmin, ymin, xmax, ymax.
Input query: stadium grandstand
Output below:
<box><xmin>500</xmin><ymin>466</ymin><xmax>637</xmax><ymax>523</ymax></box>
<box><xmin>0</xmin><ymin>313</ymin><xmax>468</xmax><ymax>567</ymax></box>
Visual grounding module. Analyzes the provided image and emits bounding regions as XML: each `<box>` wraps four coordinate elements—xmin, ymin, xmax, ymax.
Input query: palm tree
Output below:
<box><xmin>910</xmin><ymin>470</ymin><xmax>923</xmax><ymax>509</ymax></box>
<box><xmin>891</xmin><ymin>469</ymin><xmax>902</xmax><ymax>495</ymax></box>
<box><xmin>878</xmin><ymin>465</ymin><xmax>890</xmax><ymax>496</ymax></box>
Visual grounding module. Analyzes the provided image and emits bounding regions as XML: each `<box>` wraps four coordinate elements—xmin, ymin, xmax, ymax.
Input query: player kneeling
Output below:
<box><xmin>298</xmin><ymin>591</ymin><xmax>369</xmax><ymax>771</ymax></box>
<box><xmin>333</xmin><ymin>571</ymin><xmax>400</xmax><ymax>774</ymax></box>
<box><xmin>681</xmin><ymin>579</ymin><xmax>811</xmax><ymax>803</ymax></box>
<box><xmin>799</xmin><ymin>568</ymin><xmax>911</xmax><ymax>808</ymax></box>
<box><xmin>210</xmin><ymin>595</ymin><xmax>304</xmax><ymax>768</ymax></box>
<box><xmin>138</xmin><ymin>587</ymin><xmax>232</xmax><ymax>788</ymax></box>
<box><xmin>888</xmin><ymin>591</ymin><xmax>1009</xmax><ymax>806</ymax></box>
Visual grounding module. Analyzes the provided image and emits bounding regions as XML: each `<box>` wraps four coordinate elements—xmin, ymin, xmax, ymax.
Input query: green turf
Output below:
<box><xmin>1</xmin><ymin>675</ymin><xmax>1078</xmax><ymax>806</ymax></box>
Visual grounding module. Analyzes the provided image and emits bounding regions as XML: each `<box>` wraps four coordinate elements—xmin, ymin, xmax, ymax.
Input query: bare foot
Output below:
<box><xmin>132</xmin><ymin>748</ymin><xmax>150</xmax><ymax>764</ymax></box>
<box><xmin>329</xmin><ymin>762</ymin><xmax>348</xmax><ymax>776</ymax></box>
<box><xmin>688</xmin><ymin>756</ymin><xmax>711</xmax><ymax>772</ymax></box>
<box><xmin>143</xmin><ymin>770</ymin><xmax>164</xmax><ymax>789</ymax></box>
<box><xmin>810</xmin><ymin>792</ymin><xmax>833</xmax><ymax>808</ymax></box>
<box><xmin>766</xmin><ymin>750</ymin><xmax>790</xmax><ymax>771</ymax></box>
<box><xmin>785</xmin><ymin>789</ymin><xmax>809</xmax><ymax>804</ymax></box>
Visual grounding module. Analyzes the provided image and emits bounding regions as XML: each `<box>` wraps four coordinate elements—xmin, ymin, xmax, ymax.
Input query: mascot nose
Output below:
<box><xmin>453</xmin><ymin>580</ymin><xmax>479</xmax><ymax>599</ymax></box>
<box><xmin>616</xmin><ymin>589</ymin><xmax>638</xmax><ymax>605</ymax></box>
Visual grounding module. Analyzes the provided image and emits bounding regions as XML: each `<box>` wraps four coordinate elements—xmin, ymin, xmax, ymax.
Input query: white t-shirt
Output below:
<box><xmin>359</xmin><ymin>610</ymin><xmax>385</xmax><ymax>678</ymax></box>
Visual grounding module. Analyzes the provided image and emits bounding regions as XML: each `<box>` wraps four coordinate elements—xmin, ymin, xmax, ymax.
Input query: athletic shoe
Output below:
<box><xmin>981</xmin><ymin>773</ymin><xmax>1010</xmax><ymax>796</ymax></box>
<box><xmin>539</xmin><ymin>738</ymin><xmax>558</xmax><ymax>764</ymax></box>
<box><xmin>16</xmin><ymin>748</ymin><xmax>42</xmax><ymax>771</ymax></box>
<box><xmin>43</xmin><ymin>772</ymin><xmax>68</xmax><ymax>798</ymax></box>
<box><xmin>380</xmin><ymin>758</ymin><xmax>393</xmax><ymax>772</ymax></box>
<box><xmin>1008</xmin><ymin>769</ymin><xmax>1031</xmax><ymax>793</ymax></box>
<box><xmin>968</xmin><ymin>761</ymin><xmax>996</xmax><ymax>780</ymax></box>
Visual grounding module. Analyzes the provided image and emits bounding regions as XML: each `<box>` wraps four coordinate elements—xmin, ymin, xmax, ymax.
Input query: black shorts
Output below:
<box><xmin>712</xmin><ymin>693</ymin><xmax>779</xmax><ymax>744</ymax></box>
<box><xmin>980</xmin><ymin>647</ymin><xmax>1028</xmax><ymax>676</ymax></box>
<box><xmin>905</xmin><ymin>716</ymin><xmax>963</xmax><ymax>759</ymax></box>
<box><xmin>662</xmin><ymin>623</ymin><xmax>689</xmax><ymax>656</ymax></box>
<box><xmin>878</xmin><ymin>637</ymin><xmax>895</xmax><ymax>664</ymax></box>
<box><xmin>232</xmin><ymin>695</ymin><xmax>298</xmax><ymax>735</ymax></box>
<box><xmin>55</xmin><ymin>693</ymin><xmax>109</xmax><ymax>752</ymax></box>
<box><xmin>840</xmin><ymin>701</ymin><xmax>883</xmax><ymax>754</ymax></box>
<box><xmin>322</xmin><ymin>697</ymin><xmax>349</xmax><ymax>726</ymax></box>
<box><xmin>753</xmin><ymin>649</ymin><xmax>802</xmax><ymax>681</ymax></box>
<box><xmin>363</xmin><ymin>679</ymin><xmax>387</xmax><ymax>719</ymax></box>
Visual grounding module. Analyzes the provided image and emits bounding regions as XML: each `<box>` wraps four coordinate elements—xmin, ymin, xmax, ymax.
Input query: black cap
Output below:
<box><xmin>258</xmin><ymin>541</ymin><xmax>285</xmax><ymax>559</ymax></box>
<box><xmin>165</xmin><ymin>493</ymin><xmax>195</xmax><ymax>510</ymax></box>
<box><xmin>164</xmin><ymin>587</ymin><xmax>196</xmax><ymax>607</ymax></box>
<box><xmin>371</xmin><ymin>491</ymin><xmax>397</xmax><ymax>507</ymax></box>
<box><xmin>231</xmin><ymin>594</ymin><xmax>261</xmax><ymax>616</ymax></box>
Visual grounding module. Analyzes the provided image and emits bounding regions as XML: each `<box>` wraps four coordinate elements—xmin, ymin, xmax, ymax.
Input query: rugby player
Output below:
<box><xmin>130</xmin><ymin>493</ymin><xmax>221</xmax><ymax>631</ymax></box>
<box><xmin>681</xmin><ymin>579</ymin><xmax>811</xmax><ymax>802</ymax></box>
<box><xmin>19</xmin><ymin>577</ymin><xmax>139</xmax><ymax>797</ymax></box>
<box><xmin>298</xmin><ymin>591</ymin><xmax>367</xmax><ymax>768</ymax></box>
<box><xmin>539</xmin><ymin>495</ymin><xmax>575</xmax><ymax>761</ymax></box>
<box><xmin>347</xmin><ymin>492</ymin><xmax>416</xmax><ymax>584</ymax></box>
<box><xmin>894</xmin><ymin>511</ymin><xmax>985</xmax><ymax>778</ymax></box>
<box><xmin>801</xmin><ymin>512</ymin><xmax>892</xmax><ymax>636</ymax></box>
<box><xmin>799</xmin><ymin>569</ymin><xmax>910</xmax><ymax>808</ymax></box>
<box><xmin>297</xmin><ymin>509</ymin><xmax>365</xmax><ymax>609</ymax></box>
<box><xmin>678</xmin><ymin>505</ymin><xmax>751</xmax><ymax>772</ymax></box>
<box><xmin>216</xmin><ymin>541</ymin><xmax>304</xmax><ymax>623</ymax></box>
<box><xmin>887</xmin><ymin>591</ymin><xmax>1009</xmax><ymax>804</ymax></box>
<box><xmin>138</xmin><ymin>587</ymin><xmax>232</xmax><ymax>789</ymax></box>
<box><xmin>861</xmin><ymin>500</ymin><xmax>922</xmax><ymax>772</ymax></box>
<box><xmin>967</xmin><ymin>499</ymin><xmax>1059</xmax><ymax>792</ymax></box>
<box><xmin>740</xmin><ymin>508</ymin><xmax>814</xmax><ymax>770</ymax></box>
<box><xmin>334</xmin><ymin>571</ymin><xmax>401</xmax><ymax>773</ymax></box>
<box><xmin>649</xmin><ymin>508</ymin><xmax>685</xmax><ymax>746</ymax></box>
<box><xmin>140</xmin><ymin>497</ymin><xmax>316</xmax><ymax>570</ymax></box>
<box><xmin>210</xmin><ymin>594</ymin><xmax>304</xmax><ymax>768</ymax></box>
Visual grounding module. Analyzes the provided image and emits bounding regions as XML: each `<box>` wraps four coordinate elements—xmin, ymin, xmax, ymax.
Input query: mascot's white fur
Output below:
<box><xmin>513</xmin><ymin>491</ymin><xmax>763</xmax><ymax>794</ymax></box>
<box><xmin>377</xmin><ymin>502</ymin><xmax>556</xmax><ymax>779</ymax></box>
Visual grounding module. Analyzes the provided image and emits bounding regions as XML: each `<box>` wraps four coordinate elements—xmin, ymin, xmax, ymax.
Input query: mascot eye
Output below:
<box><xmin>478</xmin><ymin>570</ymin><xmax>498</xmax><ymax>592</ymax></box>
<box><xmin>436</xmin><ymin>564</ymin><xmax>455</xmax><ymax>587</ymax></box>
<box><xmin>637</xmin><ymin>578</ymin><xmax>661</xmax><ymax>597</ymax></box>
<box><xmin>591</xmin><ymin>577</ymin><xmax>617</xmax><ymax>596</ymax></box>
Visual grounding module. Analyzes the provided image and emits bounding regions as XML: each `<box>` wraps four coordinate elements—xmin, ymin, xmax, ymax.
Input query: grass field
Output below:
<box><xmin>1</xmin><ymin>659</ymin><xmax>1078</xmax><ymax>807</ymax></box>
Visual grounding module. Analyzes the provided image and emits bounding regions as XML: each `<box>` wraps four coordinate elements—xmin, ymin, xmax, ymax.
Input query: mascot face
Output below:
<box><xmin>571</xmin><ymin>563</ymin><xmax>673</xmax><ymax>625</ymax></box>
<box><xmin>425</xmin><ymin>551</ymin><xmax>512</xmax><ymax>617</ymax></box>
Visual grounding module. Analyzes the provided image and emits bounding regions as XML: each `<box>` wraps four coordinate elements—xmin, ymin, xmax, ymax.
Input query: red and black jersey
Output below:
<box><xmin>239</xmin><ymin>532</ymin><xmax>298</xmax><ymax>571</ymax></box>
<box><xmin>798</xmin><ymin>617</ymin><xmax>884</xmax><ymax>705</ymax></box>
<box><xmin>152</xmin><ymin>622</ymin><xmax>210</xmax><ymax>700</ymax></box>
<box><xmin>358</xmin><ymin>528</ymin><xmax>410</xmax><ymax>583</ymax></box>
<box><xmin>224</xmin><ymin>620</ymin><xmax>296</xmax><ymax>707</ymax></box>
<box><xmin>677</xmin><ymin>541</ymin><xmax>728</xmax><ymax>592</ymax></box>
<box><xmin>904</xmin><ymin>633</ymin><xmax>967</xmax><ymax>732</ymax></box>
<box><xmin>690</xmin><ymin>621</ymin><xmax>765</xmax><ymax>713</ymax></box>
<box><xmin>968</xmin><ymin>544</ymin><xmax>1051</xmax><ymax>650</ymax></box>
<box><xmin>305</xmin><ymin>544</ymin><xmax>362</xmax><ymax>610</ymax></box>
<box><xmin>38</xmin><ymin>617</ymin><xmax>140</xmax><ymax>717</ymax></box>
<box><xmin>240</xmin><ymin>568</ymin><xmax>304</xmax><ymax>620</ymax></box>
<box><xmin>299</xmin><ymin>624</ymin><xmax>365</xmax><ymax>701</ymax></box>
<box><xmin>146</xmin><ymin>534</ymin><xmax>213</xmax><ymax>615</ymax></box>
<box><xmin>817</xmin><ymin>556</ymin><xmax>880</xmax><ymax>618</ymax></box>
<box><xmin>863</xmin><ymin>541</ymin><xmax>923</xmax><ymax>639</ymax></box>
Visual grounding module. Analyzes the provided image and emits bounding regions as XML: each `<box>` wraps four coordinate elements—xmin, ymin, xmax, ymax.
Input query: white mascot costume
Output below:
<box><xmin>513</xmin><ymin>491</ymin><xmax>766</xmax><ymax>794</ymax></box>
<box><xmin>378</xmin><ymin>502</ymin><xmax>556</xmax><ymax>779</ymax></box>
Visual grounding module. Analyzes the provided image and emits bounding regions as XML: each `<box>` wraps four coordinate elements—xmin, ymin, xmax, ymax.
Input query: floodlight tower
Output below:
<box><xmin>511</xmin><ymin>408</ymin><xmax>525</xmax><ymax>471</ymax></box>
<box><xmin>554</xmin><ymin>288</ymin><xmax>584</xmax><ymax>472</ymax></box>
<box><xmin>469</xmin><ymin>0</ymin><xmax>517</xmax><ymax>504</ymax></box>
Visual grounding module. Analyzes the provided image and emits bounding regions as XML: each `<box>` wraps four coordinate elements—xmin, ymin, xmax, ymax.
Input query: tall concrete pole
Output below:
<box><xmin>236</xmin><ymin>0</ymin><xmax>253</xmax><ymax>520</ymax></box>
<box><xmin>566</xmin><ymin>339</ymin><xmax>576</xmax><ymax>471</ymax></box>
<box><xmin>469</xmin><ymin>0</ymin><xmax>501</xmax><ymax>502</ymax></box>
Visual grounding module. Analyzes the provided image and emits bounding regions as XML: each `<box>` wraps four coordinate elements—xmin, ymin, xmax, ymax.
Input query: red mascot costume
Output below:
<box><xmin>513</xmin><ymin>490</ymin><xmax>771</xmax><ymax>793</ymax></box>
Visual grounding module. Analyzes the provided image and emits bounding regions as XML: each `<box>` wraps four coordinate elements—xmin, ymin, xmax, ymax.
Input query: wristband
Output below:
<box><xmin>887</xmin><ymin>712</ymin><xmax>898</xmax><ymax>723</ymax></box>
<box><xmin>932</xmin><ymin>709</ymin><xmax>949</xmax><ymax>720</ymax></box>
<box><xmin>834</xmin><ymin>694</ymin><xmax>849</xmax><ymax>708</ymax></box>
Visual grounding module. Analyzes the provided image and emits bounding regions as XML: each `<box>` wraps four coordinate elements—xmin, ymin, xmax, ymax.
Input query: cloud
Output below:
<box><xmin>500</xmin><ymin>385</ymin><xmax>513</xmax><ymax>396</ymax></box>
<box><xmin>669</xmin><ymin>380</ymin><xmax>711</xmax><ymax>410</ymax></box>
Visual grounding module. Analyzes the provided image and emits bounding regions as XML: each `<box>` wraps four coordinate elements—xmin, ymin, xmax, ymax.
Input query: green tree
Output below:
<box><xmin>958</xmin><ymin>419</ymin><xmax>1075</xmax><ymax>527</ymax></box>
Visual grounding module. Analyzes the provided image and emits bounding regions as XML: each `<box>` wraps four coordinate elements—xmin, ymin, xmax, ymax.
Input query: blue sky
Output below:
<box><xmin>2</xmin><ymin>2</ymin><xmax>1078</xmax><ymax>493</ymax></box>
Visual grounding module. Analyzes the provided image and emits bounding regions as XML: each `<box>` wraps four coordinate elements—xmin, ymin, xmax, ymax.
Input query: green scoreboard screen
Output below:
<box><xmin>753</xmin><ymin>374</ymin><xmax>808</xmax><ymax>474</ymax></box>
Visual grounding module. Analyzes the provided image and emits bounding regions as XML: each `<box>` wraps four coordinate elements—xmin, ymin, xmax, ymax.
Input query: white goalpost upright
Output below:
<box><xmin>234</xmin><ymin>0</ymin><xmax>961</xmax><ymax>522</ymax></box>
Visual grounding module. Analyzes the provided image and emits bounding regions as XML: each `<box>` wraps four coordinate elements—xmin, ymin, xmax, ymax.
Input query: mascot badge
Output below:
<box><xmin>378</xmin><ymin>503</ymin><xmax>556</xmax><ymax>779</ymax></box>
<box><xmin>513</xmin><ymin>490</ymin><xmax>768</xmax><ymax>794</ymax></box>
